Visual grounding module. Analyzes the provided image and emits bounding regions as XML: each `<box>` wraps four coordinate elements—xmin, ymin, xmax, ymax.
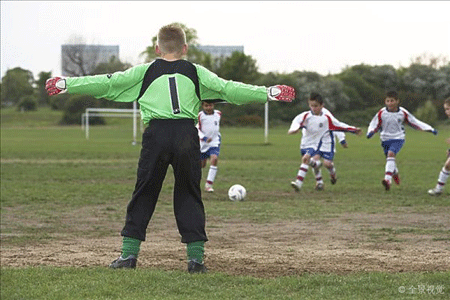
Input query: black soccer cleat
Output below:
<box><xmin>381</xmin><ymin>179</ymin><xmax>390</xmax><ymax>191</ymax></box>
<box><xmin>109</xmin><ymin>255</ymin><xmax>137</xmax><ymax>269</ymax></box>
<box><xmin>330</xmin><ymin>174</ymin><xmax>337</xmax><ymax>185</ymax></box>
<box><xmin>187</xmin><ymin>259</ymin><xmax>207</xmax><ymax>274</ymax></box>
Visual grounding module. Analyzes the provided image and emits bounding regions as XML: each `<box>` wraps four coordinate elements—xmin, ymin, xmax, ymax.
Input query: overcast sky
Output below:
<box><xmin>1</xmin><ymin>1</ymin><xmax>449</xmax><ymax>79</ymax></box>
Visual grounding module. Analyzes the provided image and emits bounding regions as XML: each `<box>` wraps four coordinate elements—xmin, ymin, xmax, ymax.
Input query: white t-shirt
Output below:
<box><xmin>197</xmin><ymin>109</ymin><xmax>221</xmax><ymax>153</ymax></box>
<box><xmin>367</xmin><ymin>107</ymin><xmax>434</xmax><ymax>141</ymax></box>
<box><xmin>289</xmin><ymin>109</ymin><xmax>357</xmax><ymax>152</ymax></box>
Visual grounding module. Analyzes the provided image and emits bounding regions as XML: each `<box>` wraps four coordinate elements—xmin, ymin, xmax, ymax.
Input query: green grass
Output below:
<box><xmin>1</xmin><ymin>267</ymin><xmax>449</xmax><ymax>300</ymax></box>
<box><xmin>1</xmin><ymin>107</ymin><xmax>449</xmax><ymax>299</ymax></box>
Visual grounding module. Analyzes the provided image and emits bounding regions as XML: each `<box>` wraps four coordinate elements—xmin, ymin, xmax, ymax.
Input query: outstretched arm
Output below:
<box><xmin>196</xmin><ymin>64</ymin><xmax>295</xmax><ymax>105</ymax></box>
<box><xmin>327</xmin><ymin>115</ymin><xmax>361</xmax><ymax>135</ymax></box>
<box><xmin>46</xmin><ymin>63</ymin><xmax>150</xmax><ymax>102</ymax></box>
<box><xmin>402</xmin><ymin>108</ymin><xmax>437</xmax><ymax>135</ymax></box>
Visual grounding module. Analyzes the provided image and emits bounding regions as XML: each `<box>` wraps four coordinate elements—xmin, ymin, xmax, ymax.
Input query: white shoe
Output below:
<box><xmin>205</xmin><ymin>184</ymin><xmax>214</xmax><ymax>193</ymax></box>
<box><xmin>290</xmin><ymin>181</ymin><xmax>302</xmax><ymax>192</ymax></box>
<box><xmin>428</xmin><ymin>188</ymin><xmax>442</xmax><ymax>196</ymax></box>
<box><xmin>315</xmin><ymin>182</ymin><xmax>324</xmax><ymax>191</ymax></box>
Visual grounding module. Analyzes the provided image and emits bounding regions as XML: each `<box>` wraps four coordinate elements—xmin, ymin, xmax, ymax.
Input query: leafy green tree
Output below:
<box><xmin>336</xmin><ymin>69</ymin><xmax>384</xmax><ymax>108</ymax></box>
<box><xmin>215</xmin><ymin>51</ymin><xmax>260</xmax><ymax>83</ymax></box>
<box><xmin>266</xmin><ymin>71</ymin><xmax>350</xmax><ymax>117</ymax></box>
<box><xmin>401</xmin><ymin>64</ymin><xmax>435</xmax><ymax>95</ymax></box>
<box><xmin>434</xmin><ymin>64</ymin><xmax>450</xmax><ymax>100</ymax></box>
<box><xmin>295</xmin><ymin>75</ymin><xmax>350</xmax><ymax>113</ymax></box>
<box><xmin>397</xmin><ymin>90</ymin><xmax>428</xmax><ymax>112</ymax></box>
<box><xmin>17</xmin><ymin>95</ymin><xmax>38</xmax><ymax>112</ymax></box>
<box><xmin>49</xmin><ymin>93</ymin><xmax>71</xmax><ymax>111</ymax></box>
<box><xmin>60</xmin><ymin>95</ymin><xmax>105</xmax><ymax>125</ymax></box>
<box><xmin>35</xmin><ymin>71</ymin><xmax>52</xmax><ymax>105</ymax></box>
<box><xmin>400</xmin><ymin>62</ymin><xmax>450</xmax><ymax>101</ymax></box>
<box><xmin>350</xmin><ymin>64</ymin><xmax>399</xmax><ymax>91</ymax></box>
<box><xmin>1</xmin><ymin>67</ymin><xmax>34</xmax><ymax>106</ymax></box>
<box><xmin>414</xmin><ymin>99</ymin><xmax>438</xmax><ymax>126</ymax></box>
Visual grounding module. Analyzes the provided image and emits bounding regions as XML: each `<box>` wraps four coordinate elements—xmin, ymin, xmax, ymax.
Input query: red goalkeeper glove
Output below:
<box><xmin>45</xmin><ymin>77</ymin><xmax>67</xmax><ymax>96</ymax></box>
<box><xmin>267</xmin><ymin>85</ymin><xmax>295</xmax><ymax>102</ymax></box>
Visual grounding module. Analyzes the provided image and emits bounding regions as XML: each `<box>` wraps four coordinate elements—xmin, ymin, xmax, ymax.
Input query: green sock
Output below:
<box><xmin>187</xmin><ymin>241</ymin><xmax>205</xmax><ymax>263</ymax></box>
<box><xmin>121</xmin><ymin>236</ymin><xmax>141</xmax><ymax>259</ymax></box>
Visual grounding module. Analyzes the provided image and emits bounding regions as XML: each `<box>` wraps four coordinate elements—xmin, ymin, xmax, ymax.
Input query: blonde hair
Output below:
<box><xmin>157</xmin><ymin>24</ymin><xmax>186</xmax><ymax>55</ymax></box>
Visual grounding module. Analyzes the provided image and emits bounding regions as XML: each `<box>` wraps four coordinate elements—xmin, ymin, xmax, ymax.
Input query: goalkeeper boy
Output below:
<box><xmin>46</xmin><ymin>23</ymin><xmax>295</xmax><ymax>273</ymax></box>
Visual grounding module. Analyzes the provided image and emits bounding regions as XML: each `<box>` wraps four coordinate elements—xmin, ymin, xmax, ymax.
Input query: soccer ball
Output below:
<box><xmin>228</xmin><ymin>184</ymin><xmax>246</xmax><ymax>201</ymax></box>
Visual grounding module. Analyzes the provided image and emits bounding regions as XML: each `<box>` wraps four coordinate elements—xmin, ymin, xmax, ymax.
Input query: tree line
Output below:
<box><xmin>1</xmin><ymin>23</ymin><xmax>449</xmax><ymax>127</ymax></box>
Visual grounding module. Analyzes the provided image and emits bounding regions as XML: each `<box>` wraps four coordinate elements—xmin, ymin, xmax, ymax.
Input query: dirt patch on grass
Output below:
<box><xmin>2</xmin><ymin>211</ymin><xmax>449</xmax><ymax>278</ymax></box>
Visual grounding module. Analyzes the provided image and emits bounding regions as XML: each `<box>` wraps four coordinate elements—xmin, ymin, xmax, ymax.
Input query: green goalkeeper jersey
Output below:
<box><xmin>65</xmin><ymin>59</ymin><xmax>268</xmax><ymax>124</ymax></box>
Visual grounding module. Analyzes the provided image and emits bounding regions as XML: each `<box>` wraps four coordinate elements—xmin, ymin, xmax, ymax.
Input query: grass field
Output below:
<box><xmin>1</xmin><ymin>107</ymin><xmax>449</xmax><ymax>299</ymax></box>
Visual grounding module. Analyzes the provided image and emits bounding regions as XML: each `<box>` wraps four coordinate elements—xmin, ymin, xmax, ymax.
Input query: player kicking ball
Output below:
<box><xmin>309</xmin><ymin>108</ymin><xmax>349</xmax><ymax>188</ymax></box>
<box><xmin>288</xmin><ymin>93</ymin><xmax>362</xmax><ymax>192</ymax></box>
<box><xmin>197</xmin><ymin>101</ymin><xmax>222</xmax><ymax>192</ymax></box>
<box><xmin>428</xmin><ymin>98</ymin><xmax>450</xmax><ymax>196</ymax></box>
<box><xmin>367</xmin><ymin>90</ymin><xmax>437</xmax><ymax>191</ymax></box>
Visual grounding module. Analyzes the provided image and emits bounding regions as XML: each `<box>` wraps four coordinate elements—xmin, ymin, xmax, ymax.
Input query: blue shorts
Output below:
<box><xmin>201</xmin><ymin>146</ymin><xmax>220</xmax><ymax>160</ymax></box>
<box><xmin>381</xmin><ymin>139</ymin><xmax>405</xmax><ymax>156</ymax></box>
<box><xmin>301</xmin><ymin>148</ymin><xmax>334</xmax><ymax>161</ymax></box>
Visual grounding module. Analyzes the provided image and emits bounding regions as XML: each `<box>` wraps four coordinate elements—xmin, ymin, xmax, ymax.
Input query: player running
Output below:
<box><xmin>367</xmin><ymin>90</ymin><xmax>437</xmax><ymax>191</ymax></box>
<box><xmin>309</xmin><ymin>108</ymin><xmax>349</xmax><ymax>188</ymax></box>
<box><xmin>197</xmin><ymin>101</ymin><xmax>222</xmax><ymax>192</ymax></box>
<box><xmin>289</xmin><ymin>92</ymin><xmax>362</xmax><ymax>191</ymax></box>
<box><xmin>428</xmin><ymin>98</ymin><xmax>450</xmax><ymax>196</ymax></box>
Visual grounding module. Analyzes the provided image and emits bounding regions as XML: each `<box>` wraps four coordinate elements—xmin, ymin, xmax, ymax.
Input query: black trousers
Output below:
<box><xmin>121</xmin><ymin>119</ymin><xmax>207</xmax><ymax>243</ymax></box>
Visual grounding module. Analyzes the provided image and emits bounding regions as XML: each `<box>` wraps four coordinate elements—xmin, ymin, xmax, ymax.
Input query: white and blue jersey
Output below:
<box><xmin>197</xmin><ymin>109</ymin><xmax>221</xmax><ymax>155</ymax></box>
<box><xmin>320</xmin><ymin>108</ymin><xmax>346</xmax><ymax>152</ymax></box>
<box><xmin>367</xmin><ymin>106</ymin><xmax>435</xmax><ymax>141</ymax></box>
<box><xmin>367</xmin><ymin>106</ymin><xmax>436</xmax><ymax>156</ymax></box>
<box><xmin>289</xmin><ymin>109</ymin><xmax>358</xmax><ymax>155</ymax></box>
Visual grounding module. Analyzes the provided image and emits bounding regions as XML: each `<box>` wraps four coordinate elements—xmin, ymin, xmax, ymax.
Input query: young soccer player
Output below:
<box><xmin>428</xmin><ymin>98</ymin><xmax>450</xmax><ymax>196</ymax></box>
<box><xmin>45</xmin><ymin>24</ymin><xmax>295</xmax><ymax>273</ymax></box>
<box><xmin>197</xmin><ymin>101</ymin><xmax>221</xmax><ymax>192</ymax></box>
<box><xmin>288</xmin><ymin>93</ymin><xmax>361</xmax><ymax>191</ymax></box>
<box><xmin>367</xmin><ymin>90</ymin><xmax>437</xmax><ymax>191</ymax></box>
<box><xmin>309</xmin><ymin>108</ymin><xmax>349</xmax><ymax>188</ymax></box>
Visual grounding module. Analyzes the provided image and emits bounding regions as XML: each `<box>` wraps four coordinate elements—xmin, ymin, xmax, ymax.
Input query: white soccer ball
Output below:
<box><xmin>228</xmin><ymin>184</ymin><xmax>246</xmax><ymax>201</ymax></box>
